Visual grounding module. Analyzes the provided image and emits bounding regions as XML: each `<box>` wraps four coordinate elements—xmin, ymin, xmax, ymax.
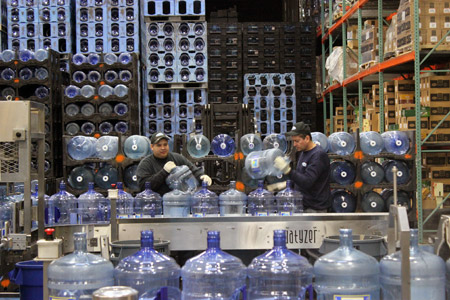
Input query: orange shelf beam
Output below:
<box><xmin>322</xmin><ymin>0</ymin><xmax>370</xmax><ymax>43</ymax></box>
<box><xmin>322</xmin><ymin>51</ymin><xmax>415</xmax><ymax>96</ymax></box>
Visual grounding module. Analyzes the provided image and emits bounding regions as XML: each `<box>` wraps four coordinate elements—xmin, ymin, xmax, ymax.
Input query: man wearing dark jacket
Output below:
<box><xmin>272</xmin><ymin>122</ymin><xmax>331</xmax><ymax>212</ymax></box>
<box><xmin>136</xmin><ymin>132</ymin><xmax>212</xmax><ymax>196</ymax></box>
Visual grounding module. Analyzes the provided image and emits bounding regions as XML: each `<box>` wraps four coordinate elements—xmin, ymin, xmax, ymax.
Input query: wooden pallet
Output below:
<box><xmin>384</xmin><ymin>51</ymin><xmax>396</xmax><ymax>60</ymax></box>
<box><xmin>360</xmin><ymin>60</ymin><xmax>377</xmax><ymax>70</ymax></box>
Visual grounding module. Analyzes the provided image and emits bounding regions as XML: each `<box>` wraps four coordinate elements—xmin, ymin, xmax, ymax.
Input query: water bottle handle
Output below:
<box><xmin>297</xmin><ymin>284</ymin><xmax>313</xmax><ymax>300</ymax></box>
<box><xmin>231</xmin><ymin>285</ymin><xmax>246</xmax><ymax>300</ymax></box>
<box><xmin>155</xmin><ymin>286</ymin><xmax>168</xmax><ymax>300</ymax></box>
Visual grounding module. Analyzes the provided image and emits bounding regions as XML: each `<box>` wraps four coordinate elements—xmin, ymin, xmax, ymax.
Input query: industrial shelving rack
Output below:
<box><xmin>320</xmin><ymin>0</ymin><xmax>450</xmax><ymax>241</ymax></box>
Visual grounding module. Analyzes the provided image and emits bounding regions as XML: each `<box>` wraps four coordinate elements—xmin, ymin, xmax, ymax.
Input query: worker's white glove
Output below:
<box><xmin>200</xmin><ymin>175</ymin><xmax>212</xmax><ymax>186</ymax></box>
<box><xmin>267</xmin><ymin>181</ymin><xmax>287</xmax><ymax>192</ymax></box>
<box><xmin>273</xmin><ymin>157</ymin><xmax>291</xmax><ymax>174</ymax></box>
<box><xmin>163</xmin><ymin>161</ymin><xmax>176</xmax><ymax>173</ymax></box>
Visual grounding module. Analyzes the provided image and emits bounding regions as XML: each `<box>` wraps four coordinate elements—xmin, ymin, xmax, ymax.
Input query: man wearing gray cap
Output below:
<box><xmin>271</xmin><ymin>122</ymin><xmax>331</xmax><ymax>212</ymax></box>
<box><xmin>136</xmin><ymin>132</ymin><xmax>212</xmax><ymax>196</ymax></box>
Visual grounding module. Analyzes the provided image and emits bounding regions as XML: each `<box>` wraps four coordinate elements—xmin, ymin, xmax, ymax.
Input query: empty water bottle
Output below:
<box><xmin>328</xmin><ymin>132</ymin><xmax>356</xmax><ymax>155</ymax></box>
<box><xmin>211</xmin><ymin>134</ymin><xmax>235</xmax><ymax>157</ymax></box>
<box><xmin>1</xmin><ymin>87</ymin><xmax>15</xmax><ymax>98</ymax></box>
<box><xmin>104</xmin><ymin>53</ymin><xmax>117</xmax><ymax>65</ymax></box>
<box><xmin>65</xmin><ymin>85</ymin><xmax>80</xmax><ymax>98</ymax></box>
<box><xmin>66</xmin><ymin>122</ymin><xmax>80</xmax><ymax>136</ymax></box>
<box><xmin>166</xmin><ymin>165</ymin><xmax>199</xmax><ymax>194</ymax></box>
<box><xmin>48</xmin><ymin>232</ymin><xmax>114</xmax><ymax>298</ymax></box>
<box><xmin>87</xmin><ymin>53</ymin><xmax>100</xmax><ymax>65</ymax></box>
<box><xmin>96</xmin><ymin>136</ymin><xmax>118</xmax><ymax>160</ymax></box>
<box><xmin>1</xmin><ymin>68</ymin><xmax>15</xmax><ymax>81</ymax></box>
<box><xmin>275</xmin><ymin>180</ymin><xmax>303</xmax><ymax>215</ymax></box>
<box><xmin>118</xmin><ymin>52</ymin><xmax>132</xmax><ymax>64</ymax></box>
<box><xmin>134</xmin><ymin>182</ymin><xmax>162</xmax><ymax>217</ymax></box>
<box><xmin>311</xmin><ymin>132</ymin><xmax>329</xmax><ymax>152</ymax></box>
<box><xmin>187</xmin><ymin>134</ymin><xmax>210</xmax><ymax>158</ymax></box>
<box><xmin>381</xmin><ymin>131</ymin><xmax>410</xmax><ymax>155</ymax></box>
<box><xmin>68</xmin><ymin>166</ymin><xmax>94</xmax><ymax>191</ymax></box>
<box><xmin>245</xmin><ymin>148</ymin><xmax>290</xmax><ymax>180</ymax></box>
<box><xmin>380</xmin><ymin>229</ymin><xmax>445</xmax><ymax>300</ymax></box>
<box><xmin>99</xmin><ymin>103</ymin><xmax>113</xmax><ymax>116</ymax></box>
<box><xmin>248</xmin><ymin>230</ymin><xmax>313</xmax><ymax>300</ymax></box>
<box><xmin>78</xmin><ymin>182</ymin><xmax>110</xmax><ymax>224</ymax></box>
<box><xmin>99</xmin><ymin>121</ymin><xmax>113</xmax><ymax>134</ymax></box>
<box><xmin>314</xmin><ymin>228</ymin><xmax>380</xmax><ymax>299</ymax></box>
<box><xmin>218</xmin><ymin>181</ymin><xmax>247</xmax><ymax>216</ymax></box>
<box><xmin>1</xmin><ymin>50</ymin><xmax>15</xmax><ymax>62</ymax></box>
<box><xmin>65</xmin><ymin>104</ymin><xmax>79</xmax><ymax>117</ymax></box>
<box><xmin>19</xmin><ymin>49</ymin><xmax>34</xmax><ymax>62</ymax></box>
<box><xmin>163</xmin><ymin>181</ymin><xmax>191</xmax><ymax>217</ymax></box>
<box><xmin>361</xmin><ymin>191</ymin><xmax>385</xmax><ymax>212</ymax></box>
<box><xmin>105</xmin><ymin>70</ymin><xmax>118</xmax><ymax>82</ymax></box>
<box><xmin>35</xmin><ymin>86</ymin><xmax>49</xmax><ymax>99</ymax></box>
<box><xmin>330</xmin><ymin>161</ymin><xmax>356</xmax><ymax>185</ymax></box>
<box><xmin>98</xmin><ymin>85</ymin><xmax>114</xmax><ymax>98</ymax></box>
<box><xmin>48</xmin><ymin>181</ymin><xmax>77</xmax><ymax>225</ymax></box>
<box><xmin>73</xmin><ymin>71</ymin><xmax>86</xmax><ymax>83</ymax></box>
<box><xmin>80</xmin><ymin>85</ymin><xmax>95</xmax><ymax>98</ymax></box>
<box><xmin>115</xmin><ymin>121</ymin><xmax>128</xmax><ymax>134</ymax></box>
<box><xmin>384</xmin><ymin>160</ymin><xmax>410</xmax><ymax>185</ymax></box>
<box><xmin>119</xmin><ymin>70</ymin><xmax>132</xmax><ymax>82</ymax></box>
<box><xmin>67</xmin><ymin>136</ymin><xmax>97</xmax><ymax>160</ymax></box>
<box><xmin>263</xmin><ymin>134</ymin><xmax>288</xmax><ymax>153</ymax></box>
<box><xmin>72</xmin><ymin>53</ymin><xmax>87</xmax><ymax>65</ymax></box>
<box><xmin>115</xmin><ymin>230</ymin><xmax>180</xmax><ymax>296</ymax></box>
<box><xmin>114</xmin><ymin>84</ymin><xmax>128</xmax><ymax>97</ymax></box>
<box><xmin>361</xmin><ymin>161</ymin><xmax>385</xmax><ymax>185</ymax></box>
<box><xmin>19</xmin><ymin>68</ymin><xmax>32</xmax><ymax>80</ymax></box>
<box><xmin>114</xmin><ymin>182</ymin><xmax>134</xmax><ymax>217</ymax></box>
<box><xmin>248</xmin><ymin>180</ymin><xmax>275</xmax><ymax>216</ymax></box>
<box><xmin>191</xmin><ymin>181</ymin><xmax>219</xmax><ymax>217</ymax></box>
<box><xmin>181</xmin><ymin>231</ymin><xmax>246</xmax><ymax>300</ymax></box>
<box><xmin>124</xmin><ymin>135</ymin><xmax>151</xmax><ymax>159</ymax></box>
<box><xmin>360</xmin><ymin>131</ymin><xmax>384</xmax><ymax>155</ymax></box>
<box><xmin>95</xmin><ymin>165</ymin><xmax>118</xmax><ymax>190</ymax></box>
<box><xmin>114</xmin><ymin>103</ymin><xmax>128</xmax><ymax>116</ymax></box>
<box><xmin>31</xmin><ymin>184</ymin><xmax>49</xmax><ymax>228</ymax></box>
<box><xmin>331</xmin><ymin>189</ymin><xmax>356</xmax><ymax>212</ymax></box>
<box><xmin>240</xmin><ymin>133</ymin><xmax>263</xmax><ymax>156</ymax></box>
<box><xmin>381</xmin><ymin>189</ymin><xmax>411</xmax><ymax>210</ymax></box>
<box><xmin>81</xmin><ymin>122</ymin><xmax>95</xmax><ymax>135</ymax></box>
<box><xmin>35</xmin><ymin>68</ymin><xmax>48</xmax><ymax>80</ymax></box>
<box><xmin>88</xmin><ymin>70</ymin><xmax>101</xmax><ymax>83</ymax></box>
<box><xmin>81</xmin><ymin>103</ymin><xmax>95</xmax><ymax>117</ymax></box>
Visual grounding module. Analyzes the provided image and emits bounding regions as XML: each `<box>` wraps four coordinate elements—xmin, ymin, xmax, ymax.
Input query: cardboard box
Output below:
<box><xmin>423</xmin><ymin>153</ymin><xmax>447</xmax><ymax>166</ymax></box>
<box><xmin>384</xmin><ymin>81</ymin><xmax>395</xmax><ymax>93</ymax></box>
<box><xmin>429</xmin><ymin>167</ymin><xmax>450</xmax><ymax>179</ymax></box>
<box><xmin>420</xmin><ymin>1</ymin><xmax>438</xmax><ymax>15</ymax></box>
<box><xmin>347</xmin><ymin>25</ymin><xmax>359</xmax><ymax>49</ymax></box>
<box><xmin>420</xmin><ymin>15</ymin><xmax>439</xmax><ymax>29</ymax></box>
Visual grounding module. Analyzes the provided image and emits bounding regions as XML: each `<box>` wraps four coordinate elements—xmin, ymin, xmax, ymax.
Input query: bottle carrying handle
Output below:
<box><xmin>231</xmin><ymin>285</ymin><xmax>246</xmax><ymax>300</ymax></box>
<box><xmin>155</xmin><ymin>286</ymin><xmax>168</xmax><ymax>300</ymax></box>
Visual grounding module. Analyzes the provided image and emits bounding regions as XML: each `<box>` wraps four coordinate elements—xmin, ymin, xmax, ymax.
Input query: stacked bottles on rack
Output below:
<box><xmin>0</xmin><ymin>49</ymin><xmax>63</xmax><ymax>178</ymax></box>
<box><xmin>319</xmin><ymin>130</ymin><xmax>415</xmax><ymax>213</ymax></box>
<box><xmin>64</xmin><ymin>135</ymin><xmax>151</xmax><ymax>194</ymax></box>
<box><xmin>207</xmin><ymin>23</ymin><xmax>242</xmax><ymax>104</ymax></box>
<box><xmin>244</xmin><ymin>73</ymin><xmax>296</xmax><ymax>137</ymax></box>
<box><xmin>143</xmin><ymin>21</ymin><xmax>208</xmax><ymax>85</ymax></box>
<box><xmin>76</xmin><ymin>0</ymin><xmax>139</xmax><ymax>53</ymax></box>
<box><xmin>142</xmin><ymin>88</ymin><xmax>206</xmax><ymax>138</ymax></box>
<box><xmin>141</xmin><ymin>0</ymin><xmax>205</xmax><ymax>18</ymax></box>
<box><xmin>63</xmin><ymin>52</ymin><xmax>139</xmax><ymax>137</ymax></box>
<box><xmin>7</xmin><ymin>0</ymin><xmax>74</xmax><ymax>52</ymax></box>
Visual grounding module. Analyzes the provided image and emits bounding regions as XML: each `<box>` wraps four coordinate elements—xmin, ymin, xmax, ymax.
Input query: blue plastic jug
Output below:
<box><xmin>263</xmin><ymin>133</ymin><xmax>288</xmax><ymax>153</ymax></box>
<box><xmin>361</xmin><ymin>161</ymin><xmax>385</xmax><ymax>185</ymax></box>
<box><xmin>361</xmin><ymin>191</ymin><xmax>385</xmax><ymax>212</ymax></box>
<box><xmin>331</xmin><ymin>189</ymin><xmax>356</xmax><ymax>213</ymax></box>
<box><xmin>245</xmin><ymin>148</ymin><xmax>290</xmax><ymax>180</ymax></box>
<box><xmin>275</xmin><ymin>180</ymin><xmax>303</xmax><ymax>215</ymax></box>
<box><xmin>328</xmin><ymin>132</ymin><xmax>356</xmax><ymax>155</ymax></box>
<box><xmin>381</xmin><ymin>189</ymin><xmax>411</xmax><ymax>210</ymax></box>
<box><xmin>247</xmin><ymin>180</ymin><xmax>276</xmax><ymax>216</ymax></box>
<box><xmin>311</xmin><ymin>132</ymin><xmax>329</xmax><ymax>152</ymax></box>
<box><xmin>96</xmin><ymin>136</ymin><xmax>119</xmax><ymax>160</ymax></box>
<box><xmin>163</xmin><ymin>182</ymin><xmax>191</xmax><ymax>217</ymax></box>
<box><xmin>211</xmin><ymin>134</ymin><xmax>235</xmax><ymax>157</ymax></box>
<box><xmin>123</xmin><ymin>164</ymin><xmax>139</xmax><ymax>191</ymax></box>
<box><xmin>187</xmin><ymin>134</ymin><xmax>211</xmax><ymax>158</ymax></box>
<box><xmin>116</xmin><ymin>182</ymin><xmax>134</xmax><ymax>217</ymax></box>
<box><xmin>94</xmin><ymin>164</ymin><xmax>119</xmax><ymax>190</ymax></box>
<box><xmin>134</xmin><ymin>182</ymin><xmax>162</xmax><ymax>217</ymax></box>
<box><xmin>330</xmin><ymin>161</ymin><xmax>356</xmax><ymax>185</ymax></box>
<box><xmin>384</xmin><ymin>160</ymin><xmax>410</xmax><ymax>185</ymax></box>
<box><xmin>218</xmin><ymin>181</ymin><xmax>247</xmax><ymax>216</ymax></box>
<box><xmin>67</xmin><ymin>136</ymin><xmax>97</xmax><ymax>160</ymax></box>
<box><xmin>123</xmin><ymin>135</ymin><xmax>151</xmax><ymax>159</ymax></box>
<box><xmin>191</xmin><ymin>181</ymin><xmax>219</xmax><ymax>217</ymax></box>
<box><xmin>240</xmin><ymin>133</ymin><xmax>263</xmax><ymax>156</ymax></box>
<box><xmin>68</xmin><ymin>166</ymin><xmax>94</xmax><ymax>191</ymax></box>
<box><xmin>77</xmin><ymin>182</ymin><xmax>110</xmax><ymax>224</ymax></box>
<box><xmin>360</xmin><ymin>131</ymin><xmax>385</xmax><ymax>155</ymax></box>
<box><xmin>48</xmin><ymin>181</ymin><xmax>77</xmax><ymax>225</ymax></box>
<box><xmin>381</xmin><ymin>131</ymin><xmax>410</xmax><ymax>155</ymax></box>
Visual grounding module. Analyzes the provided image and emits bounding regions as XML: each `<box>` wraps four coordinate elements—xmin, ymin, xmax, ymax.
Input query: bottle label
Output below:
<box><xmin>333</xmin><ymin>296</ymin><xmax>370</xmax><ymax>300</ymax></box>
<box><xmin>250</xmin><ymin>158</ymin><xmax>261</xmax><ymax>172</ymax></box>
<box><xmin>257</xmin><ymin>212</ymin><xmax>268</xmax><ymax>216</ymax></box>
<box><xmin>50</xmin><ymin>297</ymin><xmax>76</xmax><ymax>300</ymax></box>
<box><xmin>193</xmin><ymin>213</ymin><xmax>205</xmax><ymax>218</ymax></box>
<box><xmin>280</xmin><ymin>211</ymin><xmax>291</xmax><ymax>216</ymax></box>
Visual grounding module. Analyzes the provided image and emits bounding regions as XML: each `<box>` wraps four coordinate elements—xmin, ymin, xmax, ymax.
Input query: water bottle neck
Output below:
<box><xmin>410</xmin><ymin>229</ymin><xmax>419</xmax><ymax>252</ymax></box>
<box><xmin>141</xmin><ymin>232</ymin><xmax>154</xmax><ymax>250</ymax></box>
<box><xmin>73</xmin><ymin>233</ymin><xmax>87</xmax><ymax>253</ymax></box>
<box><xmin>207</xmin><ymin>232</ymin><xmax>220</xmax><ymax>249</ymax></box>
<box><xmin>339</xmin><ymin>229</ymin><xmax>353</xmax><ymax>249</ymax></box>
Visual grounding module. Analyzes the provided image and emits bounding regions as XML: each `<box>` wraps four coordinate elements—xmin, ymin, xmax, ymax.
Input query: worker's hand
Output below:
<box><xmin>273</xmin><ymin>157</ymin><xmax>291</xmax><ymax>174</ymax></box>
<box><xmin>267</xmin><ymin>181</ymin><xmax>287</xmax><ymax>192</ymax></box>
<box><xmin>163</xmin><ymin>161</ymin><xmax>176</xmax><ymax>173</ymax></box>
<box><xmin>200</xmin><ymin>175</ymin><xmax>212</xmax><ymax>186</ymax></box>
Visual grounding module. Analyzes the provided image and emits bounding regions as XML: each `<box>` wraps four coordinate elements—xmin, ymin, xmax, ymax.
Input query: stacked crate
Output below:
<box><xmin>0</xmin><ymin>49</ymin><xmax>63</xmax><ymax>178</ymax></box>
<box><xmin>76</xmin><ymin>0</ymin><xmax>139</xmax><ymax>53</ymax></box>
<box><xmin>140</xmin><ymin>0</ymin><xmax>207</xmax><ymax>140</ymax></box>
<box><xmin>244</xmin><ymin>73</ymin><xmax>296</xmax><ymax>138</ymax></box>
<box><xmin>7</xmin><ymin>0</ymin><xmax>74</xmax><ymax>52</ymax></box>
<box><xmin>207</xmin><ymin>23</ymin><xmax>242</xmax><ymax>104</ymax></box>
<box><xmin>0</xmin><ymin>0</ymin><xmax>6</xmax><ymax>50</ymax></box>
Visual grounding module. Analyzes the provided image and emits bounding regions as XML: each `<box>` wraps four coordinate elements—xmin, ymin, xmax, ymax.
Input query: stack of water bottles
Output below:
<box><xmin>317</xmin><ymin>130</ymin><xmax>414</xmax><ymax>213</ymax></box>
<box><xmin>0</xmin><ymin>48</ymin><xmax>63</xmax><ymax>177</ymax></box>
<box><xmin>63</xmin><ymin>52</ymin><xmax>139</xmax><ymax>137</ymax></box>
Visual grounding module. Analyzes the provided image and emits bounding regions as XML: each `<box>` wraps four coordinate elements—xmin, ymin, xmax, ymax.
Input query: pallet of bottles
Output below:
<box><xmin>141</xmin><ymin>0</ymin><xmax>205</xmax><ymax>21</ymax></box>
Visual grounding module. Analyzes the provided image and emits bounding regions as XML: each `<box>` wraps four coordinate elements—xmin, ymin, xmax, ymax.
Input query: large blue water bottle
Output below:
<box><xmin>240</xmin><ymin>133</ymin><xmax>263</xmax><ymax>156</ymax></box>
<box><xmin>311</xmin><ymin>132</ymin><xmax>329</xmax><ymax>152</ymax></box>
<box><xmin>48</xmin><ymin>232</ymin><xmax>114</xmax><ymax>299</ymax></box>
<box><xmin>241</xmin><ymin>167</ymin><xmax>259</xmax><ymax>189</ymax></box>
<box><xmin>361</xmin><ymin>191</ymin><xmax>385</xmax><ymax>212</ymax></box>
<box><xmin>248</xmin><ymin>230</ymin><xmax>313</xmax><ymax>300</ymax></box>
<box><xmin>331</xmin><ymin>189</ymin><xmax>356</xmax><ymax>212</ymax></box>
<box><xmin>381</xmin><ymin>131</ymin><xmax>410</xmax><ymax>155</ymax></box>
<box><xmin>211</xmin><ymin>134</ymin><xmax>235</xmax><ymax>157</ymax></box>
<box><xmin>275</xmin><ymin>180</ymin><xmax>303</xmax><ymax>215</ymax></box>
<box><xmin>361</xmin><ymin>161</ymin><xmax>385</xmax><ymax>185</ymax></box>
<box><xmin>67</xmin><ymin>136</ymin><xmax>97</xmax><ymax>160</ymax></box>
<box><xmin>49</xmin><ymin>181</ymin><xmax>77</xmax><ymax>225</ymax></box>
<box><xmin>381</xmin><ymin>189</ymin><xmax>411</xmax><ymax>210</ymax></box>
<box><xmin>77</xmin><ymin>182</ymin><xmax>110</xmax><ymax>224</ymax></box>
<box><xmin>134</xmin><ymin>182</ymin><xmax>162</xmax><ymax>217</ymax></box>
<box><xmin>96</xmin><ymin>136</ymin><xmax>119</xmax><ymax>160</ymax></box>
<box><xmin>218</xmin><ymin>181</ymin><xmax>247</xmax><ymax>216</ymax></box>
<box><xmin>247</xmin><ymin>180</ymin><xmax>276</xmax><ymax>216</ymax></box>
<box><xmin>187</xmin><ymin>134</ymin><xmax>211</xmax><ymax>158</ymax></box>
<box><xmin>314</xmin><ymin>228</ymin><xmax>380</xmax><ymax>299</ymax></box>
<box><xmin>94</xmin><ymin>164</ymin><xmax>119</xmax><ymax>190</ymax></box>
<box><xmin>328</xmin><ymin>132</ymin><xmax>356</xmax><ymax>155</ymax></box>
<box><xmin>380</xmin><ymin>229</ymin><xmax>445</xmax><ymax>300</ymax></box>
<box><xmin>330</xmin><ymin>161</ymin><xmax>356</xmax><ymax>185</ymax></box>
<box><xmin>166</xmin><ymin>165</ymin><xmax>199</xmax><ymax>193</ymax></box>
<box><xmin>263</xmin><ymin>133</ymin><xmax>288</xmax><ymax>153</ymax></box>
<box><xmin>123</xmin><ymin>164</ymin><xmax>139</xmax><ymax>190</ymax></box>
<box><xmin>163</xmin><ymin>182</ymin><xmax>191</xmax><ymax>217</ymax></box>
<box><xmin>68</xmin><ymin>166</ymin><xmax>94</xmax><ymax>190</ymax></box>
<box><xmin>360</xmin><ymin>131</ymin><xmax>384</xmax><ymax>155</ymax></box>
<box><xmin>115</xmin><ymin>182</ymin><xmax>134</xmax><ymax>217</ymax></box>
<box><xmin>123</xmin><ymin>135</ymin><xmax>151</xmax><ymax>159</ymax></box>
<box><xmin>384</xmin><ymin>160</ymin><xmax>410</xmax><ymax>185</ymax></box>
<box><xmin>245</xmin><ymin>148</ymin><xmax>290</xmax><ymax>179</ymax></box>
<box><xmin>191</xmin><ymin>181</ymin><xmax>219</xmax><ymax>217</ymax></box>
<box><xmin>31</xmin><ymin>184</ymin><xmax>49</xmax><ymax>228</ymax></box>
<box><xmin>181</xmin><ymin>231</ymin><xmax>246</xmax><ymax>300</ymax></box>
<box><xmin>114</xmin><ymin>230</ymin><xmax>180</xmax><ymax>296</ymax></box>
